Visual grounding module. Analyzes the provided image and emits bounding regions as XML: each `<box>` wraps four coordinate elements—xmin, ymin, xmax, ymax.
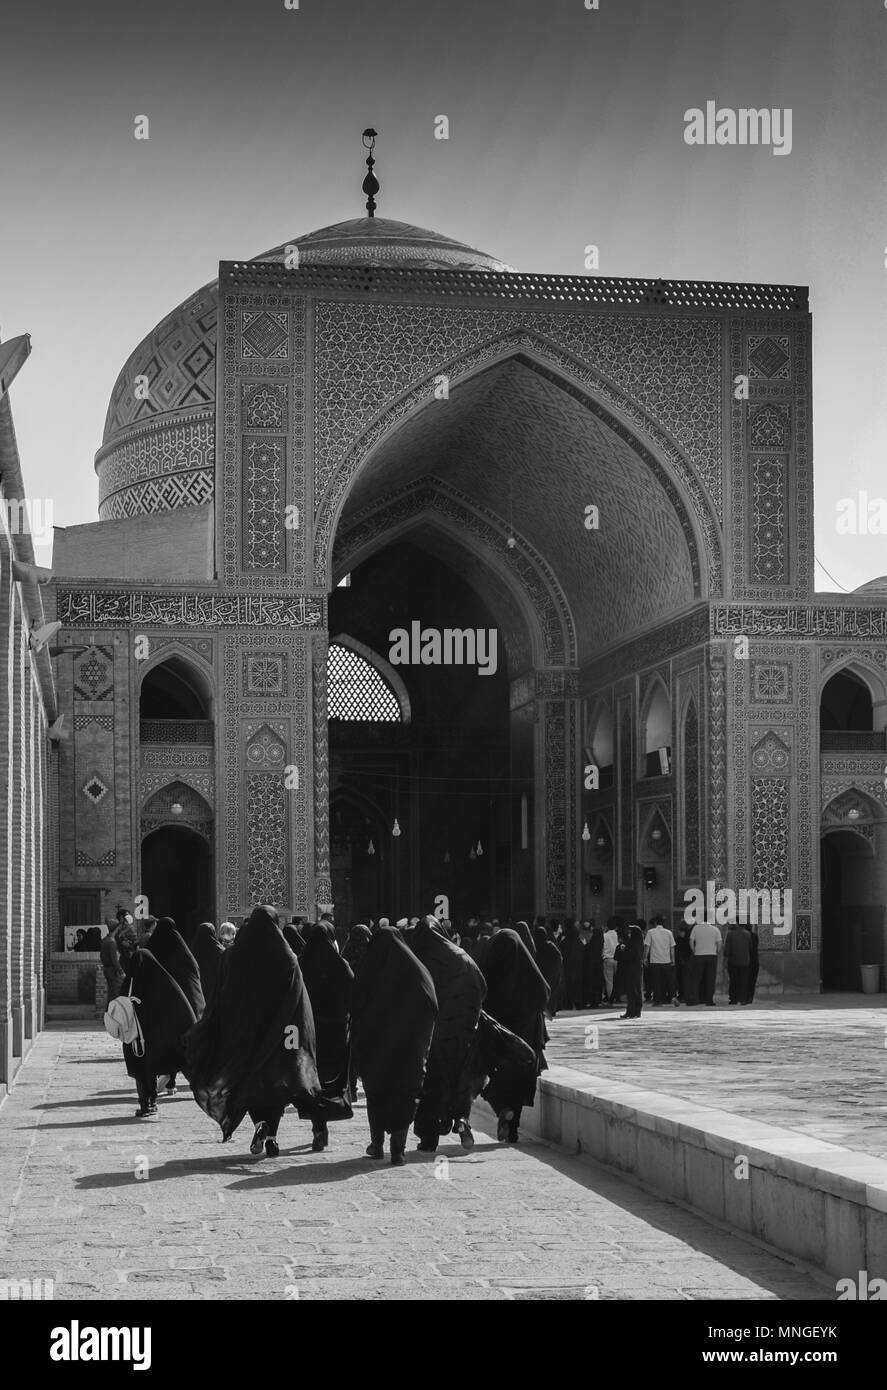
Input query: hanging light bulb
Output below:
<box><xmin>469</xmin><ymin>845</ymin><xmax>476</xmax><ymax>861</ymax></box>
<box><xmin>443</xmin><ymin>850</ymin><xmax>450</xmax><ymax>864</ymax></box>
<box><xmin>476</xmin><ymin>840</ymin><xmax>484</xmax><ymax>857</ymax></box>
<box><xmin>392</xmin><ymin>818</ymin><xmax>401</xmax><ymax>837</ymax></box>
<box><xmin>581</xmin><ymin>821</ymin><xmax>591</xmax><ymax>842</ymax></box>
<box><xmin>367</xmin><ymin>838</ymin><xmax>375</xmax><ymax>857</ymax></box>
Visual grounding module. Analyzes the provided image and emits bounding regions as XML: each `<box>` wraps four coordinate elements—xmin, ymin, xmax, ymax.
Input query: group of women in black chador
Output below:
<box><xmin>113</xmin><ymin>910</ymin><xmax>550</xmax><ymax>1165</ymax></box>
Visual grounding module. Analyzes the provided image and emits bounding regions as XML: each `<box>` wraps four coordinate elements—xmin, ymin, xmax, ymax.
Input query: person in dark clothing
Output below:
<box><xmin>184</xmin><ymin>904</ymin><xmax>323</xmax><ymax>1156</ymax></box>
<box><xmin>282</xmin><ymin>921</ymin><xmax>307</xmax><ymax>958</ymax></box>
<box><xmin>480</xmin><ymin>928</ymin><xmax>549</xmax><ymax>1142</ymax></box>
<box><xmin>410</xmin><ymin>915</ymin><xmax>486</xmax><ymax>1152</ymax></box>
<box><xmin>582</xmin><ymin>924</ymin><xmax>605</xmax><ymax>1009</ymax></box>
<box><xmin>190</xmin><ymin>922</ymin><xmax>225</xmax><ymax>1007</ymax></box>
<box><xmin>100</xmin><ymin>922</ymin><xmax>126</xmax><ymax>1002</ymax></box>
<box><xmin>350</xmin><ymin>925</ymin><xmax>438</xmax><ymax>1165</ymax></box>
<box><xmin>747</xmin><ymin>927</ymin><xmax>760</xmax><ymax>1002</ymax></box>
<box><xmin>617</xmin><ymin>922</ymin><xmax>645</xmax><ymax>1019</ymax></box>
<box><xmin>674</xmin><ymin>925</ymin><xmax>694</xmax><ymax>1003</ymax></box>
<box><xmin>142</xmin><ymin>916</ymin><xmax>205</xmax><ymax>1095</ymax></box>
<box><xmin>511</xmin><ymin>920</ymin><xmax>536</xmax><ymax>958</ymax></box>
<box><xmin>724</xmin><ymin>922</ymin><xmax>753</xmax><ymax>1004</ymax></box>
<box><xmin>559</xmin><ymin>921</ymin><xmax>585</xmax><ymax>1009</ymax></box>
<box><xmin>297</xmin><ymin>921</ymin><xmax>354</xmax><ymax>1150</ymax></box>
<box><xmin>533</xmin><ymin>924</ymin><xmax>564</xmax><ymax>1018</ymax></box>
<box><xmin>117</xmin><ymin>929</ymin><xmax>198</xmax><ymax>1118</ymax></box>
<box><xmin>342</xmin><ymin>923</ymin><xmax>372</xmax><ymax>973</ymax></box>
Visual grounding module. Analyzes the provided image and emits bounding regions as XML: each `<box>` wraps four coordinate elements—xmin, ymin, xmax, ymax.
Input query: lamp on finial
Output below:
<box><xmin>362</xmin><ymin>127</ymin><xmax>379</xmax><ymax>218</ymax></box>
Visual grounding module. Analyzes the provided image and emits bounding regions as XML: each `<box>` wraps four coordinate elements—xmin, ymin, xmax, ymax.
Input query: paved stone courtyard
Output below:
<box><xmin>547</xmin><ymin>995</ymin><xmax>887</xmax><ymax>1159</ymax></box>
<box><xmin>0</xmin><ymin>1024</ymin><xmax>831</xmax><ymax>1300</ymax></box>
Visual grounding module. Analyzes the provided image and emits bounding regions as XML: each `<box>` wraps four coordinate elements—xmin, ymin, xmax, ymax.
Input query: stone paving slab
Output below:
<box><xmin>546</xmin><ymin>994</ymin><xmax>887</xmax><ymax>1159</ymax></box>
<box><xmin>0</xmin><ymin>1025</ymin><xmax>832</xmax><ymax>1301</ymax></box>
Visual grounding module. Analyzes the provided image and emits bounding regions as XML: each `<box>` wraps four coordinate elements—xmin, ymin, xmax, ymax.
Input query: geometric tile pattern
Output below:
<box><xmin>313</xmin><ymin>299</ymin><xmax>724</xmax><ymax>524</ymax></box>
<box><xmin>99</xmin><ymin>469</ymin><xmax>214</xmax><ymax>520</ymax></box>
<box><xmin>749</xmin><ymin>403</ymin><xmax>790</xmax><ymax>450</ymax></box>
<box><xmin>327</xmin><ymin>643</ymin><xmax>401</xmax><ymax>722</ymax></box>
<box><xmin>750</xmin><ymin>660</ymin><xmax>793</xmax><ymax>704</ymax></box>
<box><xmin>243</xmin><ymin>383</ymin><xmax>287</xmax><ymax>432</ymax></box>
<box><xmin>241</xmin><ymin>310</ymin><xmax>289</xmax><ymax>360</ymax></box>
<box><xmin>751</xmin><ymin>778</ymin><xmax>790</xmax><ymax>889</ymax></box>
<box><xmin>102</xmin><ymin>286</ymin><xmax>218</xmax><ymax>441</ymax></box>
<box><xmin>246</xmin><ymin>772</ymin><xmax>289</xmax><ymax>906</ymax></box>
<box><xmin>752</xmin><ymin>457</ymin><xmax>787</xmax><ymax>583</ymax></box>
<box><xmin>97</xmin><ymin>418</ymin><xmax>214</xmax><ymax>518</ymax></box>
<box><xmin>682</xmin><ymin>696</ymin><xmax>700</xmax><ymax>881</ymax></box>
<box><xmin>243</xmin><ymin>653</ymin><xmax>287</xmax><ymax>697</ymax></box>
<box><xmin>747</xmin><ymin>334</ymin><xmax>791</xmax><ymax>381</ymax></box>
<box><xmin>244</xmin><ymin>438</ymin><xmax>284</xmax><ymax>569</ymax></box>
<box><xmin>82</xmin><ymin>775</ymin><xmax>109</xmax><ymax>805</ymax></box>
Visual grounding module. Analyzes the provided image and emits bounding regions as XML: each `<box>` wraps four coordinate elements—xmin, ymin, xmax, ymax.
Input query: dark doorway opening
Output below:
<box><xmin>141</xmin><ymin>825</ymin><xmax>214</xmax><ymax>930</ymax></box>
<box><xmin>820</xmin><ymin>830</ymin><xmax>883</xmax><ymax>990</ymax></box>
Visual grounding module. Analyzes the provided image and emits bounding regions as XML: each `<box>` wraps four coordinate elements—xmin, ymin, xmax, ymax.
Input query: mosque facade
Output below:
<box><xmin>40</xmin><ymin>214</ymin><xmax>887</xmax><ymax>997</ymax></box>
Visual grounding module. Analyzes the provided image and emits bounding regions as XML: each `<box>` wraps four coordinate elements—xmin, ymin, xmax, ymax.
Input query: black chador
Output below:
<box><xmin>350</xmin><ymin>926</ymin><xmax>437</xmax><ymax>1166</ymax></box>
<box><xmin>184</xmin><ymin>905</ymin><xmax>322</xmax><ymax>1156</ymax></box>
<box><xmin>189</xmin><ymin>922</ymin><xmax>225</xmax><ymax>1007</ymax></box>
<box><xmin>297</xmin><ymin>923</ymin><xmax>354</xmax><ymax>1150</ymax></box>
<box><xmin>410</xmin><ymin>916</ymin><xmax>486</xmax><ymax>1153</ymax></box>
<box><xmin>480</xmin><ymin>928</ymin><xmax>549</xmax><ymax>1143</ymax></box>
<box><xmin>146</xmin><ymin>917</ymin><xmax>205</xmax><ymax>1019</ymax></box>
<box><xmin>121</xmin><ymin>947</ymin><xmax>198</xmax><ymax>1118</ymax></box>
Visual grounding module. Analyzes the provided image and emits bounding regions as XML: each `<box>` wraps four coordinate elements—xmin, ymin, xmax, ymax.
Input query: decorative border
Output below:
<box><xmin>56</xmin><ymin>589</ymin><xmax>323</xmax><ymax>629</ymax></box>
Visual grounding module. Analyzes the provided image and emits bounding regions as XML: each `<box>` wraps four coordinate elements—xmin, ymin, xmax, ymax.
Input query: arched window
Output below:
<box><xmin>327</xmin><ymin>641</ymin><xmax>406</xmax><ymax>723</ymax></box>
<box><xmin>585</xmin><ymin>701</ymin><xmax>614</xmax><ymax>789</ymax></box>
<box><xmin>642</xmin><ymin>681</ymin><xmax>672</xmax><ymax>777</ymax></box>
<box><xmin>820</xmin><ymin>669</ymin><xmax>874</xmax><ymax>732</ymax></box>
<box><xmin>139</xmin><ymin>655</ymin><xmax>214</xmax><ymax>745</ymax></box>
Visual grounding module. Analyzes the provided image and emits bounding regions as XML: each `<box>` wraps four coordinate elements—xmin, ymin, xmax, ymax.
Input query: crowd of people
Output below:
<box><xmin>99</xmin><ymin>909</ymin><xmax>552</xmax><ymax>1164</ymax></box>
<box><xmin>96</xmin><ymin>905</ymin><xmax>759</xmax><ymax>1162</ymax></box>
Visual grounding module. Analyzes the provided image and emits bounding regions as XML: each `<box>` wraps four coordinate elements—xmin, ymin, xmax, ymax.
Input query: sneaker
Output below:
<box><xmin>250</xmin><ymin>1121</ymin><xmax>269</xmax><ymax>1155</ymax></box>
<box><xmin>264</xmin><ymin>1136</ymin><xmax>280</xmax><ymax>1158</ymax></box>
<box><xmin>165</xmin><ymin>1084</ymin><xmax>177</xmax><ymax>1096</ymax></box>
<box><xmin>134</xmin><ymin>1106</ymin><xmax>156</xmax><ymax>1119</ymax></box>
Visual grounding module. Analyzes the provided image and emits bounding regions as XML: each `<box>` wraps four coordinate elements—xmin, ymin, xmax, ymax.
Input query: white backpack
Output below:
<box><xmin>103</xmin><ymin>978</ymin><xmax>144</xmax><ymax>1057</ymax></box>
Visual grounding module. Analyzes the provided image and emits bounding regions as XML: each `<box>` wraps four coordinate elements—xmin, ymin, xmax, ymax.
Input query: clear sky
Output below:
<box><xmin>1</xmin><ymin>0</ymin><xmax>885</xmax><ymax>588</ymax></box>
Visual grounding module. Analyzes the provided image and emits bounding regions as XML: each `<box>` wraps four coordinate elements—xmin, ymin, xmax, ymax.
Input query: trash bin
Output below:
<box><xmin>860</xmin><ymin>964</ymin><xmax>880</xmax><ymax>994</ymax></box>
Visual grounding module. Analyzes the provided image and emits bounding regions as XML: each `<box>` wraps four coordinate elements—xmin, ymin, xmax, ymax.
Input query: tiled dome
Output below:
<box><xmin>95</xmin><ymin>219</ymin><xmax>510</xmax><ymax>521</ymax></box>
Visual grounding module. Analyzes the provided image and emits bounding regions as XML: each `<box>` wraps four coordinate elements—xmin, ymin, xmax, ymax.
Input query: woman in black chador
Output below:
<box><xmin>533</xmin><ymin>923</ymin><xmax>565</xmax><ymax>1017</ymax></box>
<box><xmin>410</xmin><ymin>915</ymin><xmax>486</xmax><ymax>1153</ymax></box>
<box><xmin>143</xmin><ymin>916</ymin><xmax>205</xmax><ymax>1096</ymax></box>
<box><xmin>116</xmin><ymin>926</ymin><xmax>199</xmax><ymax>1119</ymax></box>
<box><xmin>480</xmin><ymin>927</ymin><xmax>549</xmax><ymax>1143</ymax></box>
<box><xmin>184</xmin><ymin>904</ymin><xmax>323</xmax><ymax>1157</ymax></box>
<box><xmin>187</xmin><ymin>922</ymin><xmax>224</xmax><ymax>1009</ymax></box>
<box><xmin>297</xmin><ymin>922</ymin><xmax>354</xmax><ymax>1150</ymax></box>
<box><xmin>350</xmin><ymin>925</ymin><xmax>437</xmax><ymax>1165</ymax></box>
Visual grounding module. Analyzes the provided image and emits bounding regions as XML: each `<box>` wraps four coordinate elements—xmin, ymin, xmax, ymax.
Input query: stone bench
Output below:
<box><xmin>522</xmin><ymin>1065</ymin><xmax>887</xmax><ymax>1281</ymax></box>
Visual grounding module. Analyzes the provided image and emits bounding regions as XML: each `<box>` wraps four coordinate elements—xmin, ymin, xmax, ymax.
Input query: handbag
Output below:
<box><xmin>103</xmin><ymin>975</ymin><xmax>145</xmax><ymax>1057</ymax></box>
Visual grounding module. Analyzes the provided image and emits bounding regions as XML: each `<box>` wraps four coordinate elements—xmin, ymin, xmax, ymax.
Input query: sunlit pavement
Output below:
<box><xmin>546</xmin><ymin>994</ymin><xmax>887</xmax><ymax>1160</ymax></box>
<box><xmin>0</xmin><ymin>1024</ymin><xmax>831</xmax><ymax>1300</ymax></box>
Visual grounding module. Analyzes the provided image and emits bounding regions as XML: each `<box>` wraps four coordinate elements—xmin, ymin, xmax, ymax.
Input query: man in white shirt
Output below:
<box><xmin>644</xmin><ymin>914</ymin><xmax>676</xmax><ymax>1005</ymax></box>
<box><xmin>602</xmin><ymin>918</ymin><xmax>619</xmax><ymax>1004</ymax></box>
<box><xmin>689</xmin><ymin>919</ymin><xmax>722</xmax><ymax>1006</ymax></box>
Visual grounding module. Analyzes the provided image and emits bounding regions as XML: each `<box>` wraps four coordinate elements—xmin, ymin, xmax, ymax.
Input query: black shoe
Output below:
<box><xmin>165</xmin><ymin>1084</ymin><xmax>177</xmax><ymax>1096</ymax></box>
<box><xmin>250</xmin><ymin>1122</ymin><xmax>269</xmax><ymax>1155</ymax></box>
<box><xmin>311</xmin><ymin>1126</ymin><xmax>329</xmax><ymax>1153</ymax></box>
<box><xmin>416</xmin><ymin>1141</ymin><xmax>437</xmax><ymax>1152</ymax></box>
<box><xmin>390</xmin><ymin>1150</ymin><xmax>406</xmax><ymax>1166</ymax></box>
<box><xmin>455</xmin><ymin>1120</ymin><xmax>474</xmax><ymax>1151</ymax></box>
<box><xmin>496</xmin><ymin>1110</ymin><xmax>514</xmax><ymax>1143</ymax></box>
<box><xmin>264</xmin><ymin>1136</ymin><xmax>280</xmax><ymax>1158</ymax></box>
<box><xmin>619</xmin><ymin>1013</ymin><xmax>630</xmax><ymax>1019</ymax></box>
<box><xmin>365</xmin><ymin>1142</ymin><xmax>384</xmax><ymax>1159</ymax></box>
<box><xmin>134</xmin><ymin>1106</ymin><xmax>157</xmax><ymax>1119</ymax></box>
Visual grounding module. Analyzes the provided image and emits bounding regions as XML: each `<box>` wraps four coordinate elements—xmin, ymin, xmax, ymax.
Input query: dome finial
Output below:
<box><xmin>361</xmin><ymin>128</ymin><xmax>379</xmax><ymax>218</ymax></box>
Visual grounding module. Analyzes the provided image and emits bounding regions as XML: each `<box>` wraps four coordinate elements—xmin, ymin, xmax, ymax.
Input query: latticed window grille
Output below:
<box><xmin>327</xmin><ymin>644</ymin><xmax>401</xmax><ymax>722</ymax></box>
